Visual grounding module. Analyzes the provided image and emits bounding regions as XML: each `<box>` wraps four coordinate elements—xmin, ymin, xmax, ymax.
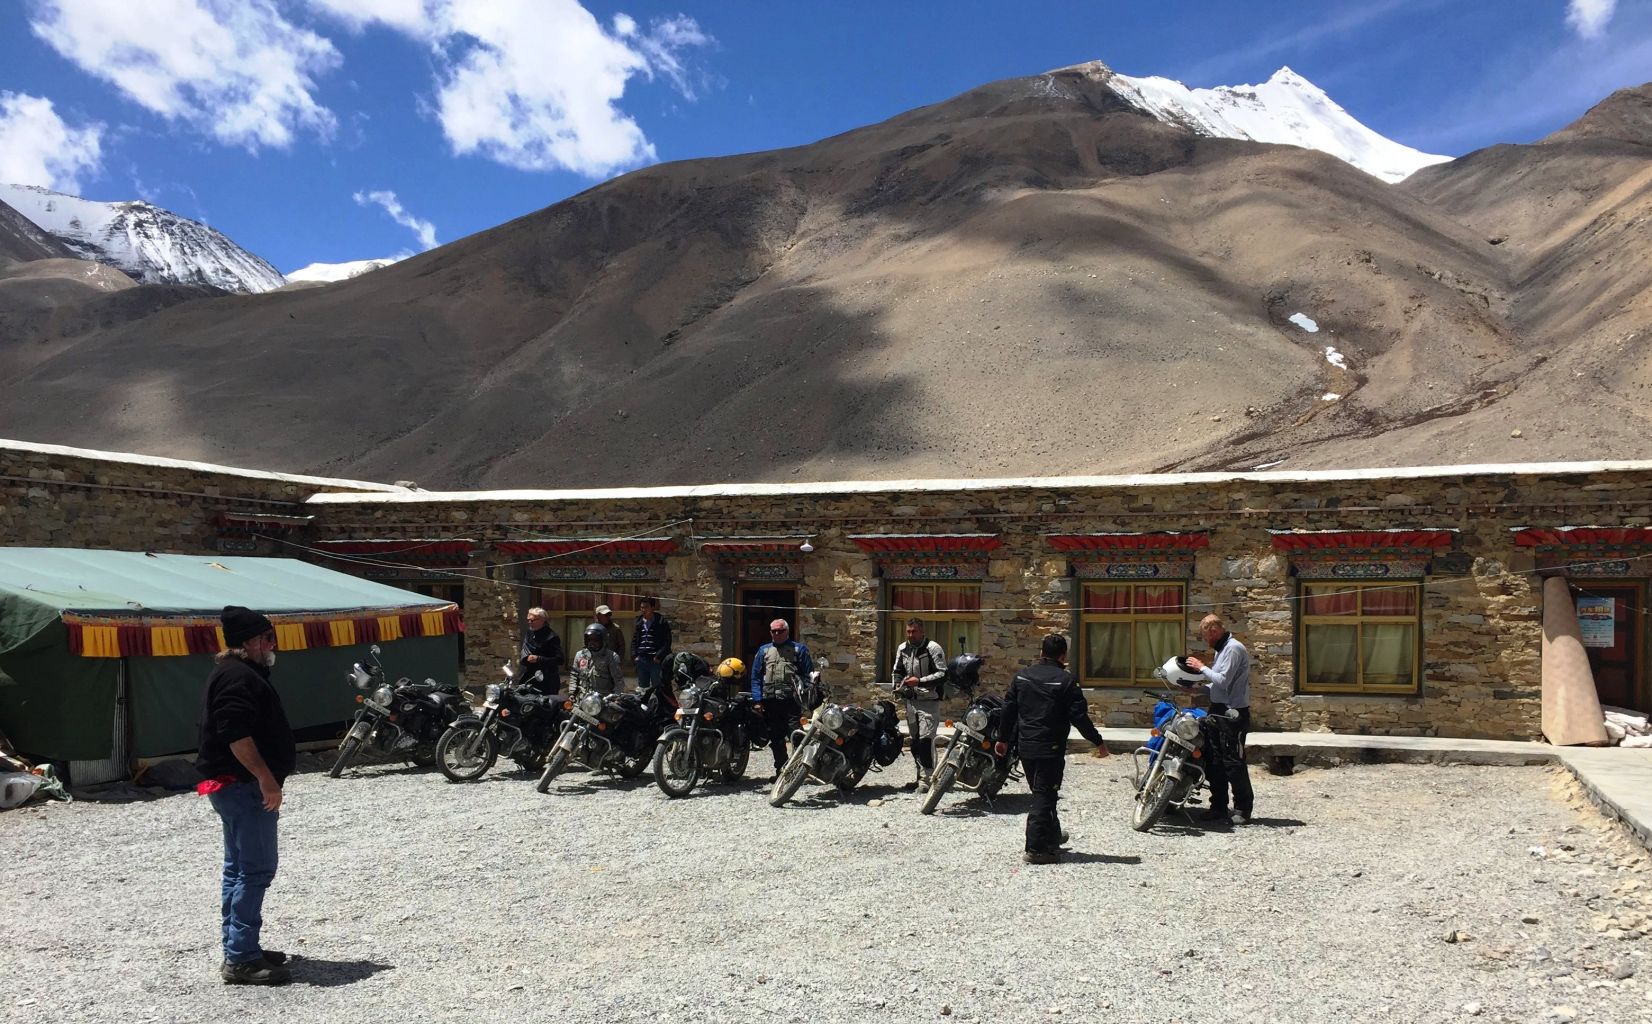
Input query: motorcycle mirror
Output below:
<box><xmin>502</xmin><ymin>663</ymin><xmax>515</xmax><ymax>678</ymax></box>
<box><xmin>370</xmin><ymin>643</ymin><xmax>381</xmax><ymax>656</ymax></box>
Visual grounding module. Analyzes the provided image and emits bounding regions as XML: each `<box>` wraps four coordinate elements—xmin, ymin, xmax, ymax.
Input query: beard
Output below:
<box><xmin>263</xmin><ymin>651</ymin><xmax>277</xmax><ymax>668</ymax></box>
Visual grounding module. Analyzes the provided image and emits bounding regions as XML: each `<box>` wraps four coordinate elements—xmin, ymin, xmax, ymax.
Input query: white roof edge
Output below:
<box><xmin>1</xmin><ymin>438</ymin><xmax>407</xmax><ymax>493</ymax></box>
<box><xmin>303</xmin><ymin>459</ymin><xmax>1652</xmax><ymax>506</ymax></box>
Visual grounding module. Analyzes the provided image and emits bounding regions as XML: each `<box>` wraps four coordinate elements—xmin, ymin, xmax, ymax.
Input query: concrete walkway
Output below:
<box><xmin>922</xmin><ymin>722</ymin><xmax>1652</xmax><ymax>848</ymax></box>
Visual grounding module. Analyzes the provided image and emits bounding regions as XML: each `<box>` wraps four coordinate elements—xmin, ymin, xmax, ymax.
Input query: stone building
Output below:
<box><xmin>7</xmin><ymin>438</ymin><xmax>1652</xmax><ymax>742</ymax></box>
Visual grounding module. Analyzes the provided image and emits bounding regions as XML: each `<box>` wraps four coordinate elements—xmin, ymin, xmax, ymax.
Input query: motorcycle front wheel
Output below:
<box><xmin>436</xmin><ymin>721</ymin><xmax>498</xmax><ymax>783</ymax></box>
<box><xmin>769</xmin><ymin>745</ymin><xmax>811</xmax><ymax>807</ymax></box>
<box><xmin>328</xmin><ymin>737</ymin><xmax>362</xmax><ymax>779</ymax></box>
<box><xmin>536</xmin><ymin>748</ymin><xmax>571</xmax><ymax>793</ymax></box>
<box><xmin>652</xmin><ymin>733</ymin><xmax>699</xmax><ymax>798</ymax></box>
<box><xmin>920</xmin><ymin>763</ymin><xmax>958</xmax><ymax>815</ymax></box>
<box><xmin>1132</xmin><ymin>767</ymin><xmax>1177</xmax><ymax>832</ymax></box>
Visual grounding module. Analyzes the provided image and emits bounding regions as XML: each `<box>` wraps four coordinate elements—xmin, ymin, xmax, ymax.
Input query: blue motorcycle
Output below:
<box><xmin>1128</xmin><ymin>657</ymin><xmax>1216</xmax><ymax>831</ymax></box>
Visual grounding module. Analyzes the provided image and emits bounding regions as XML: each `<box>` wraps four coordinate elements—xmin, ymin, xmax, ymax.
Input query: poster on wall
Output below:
<box><xmin>1576</xmin><ymin>595</ymin><xmax>1616</xmax><ymax>648</ymax></box>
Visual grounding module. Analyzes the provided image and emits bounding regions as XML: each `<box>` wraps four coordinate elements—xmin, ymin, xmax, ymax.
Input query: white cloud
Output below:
<box><xmin>0</xmin><ymin>91</ymin><xmax>103</xmax><ymax>193</ymax></box>
<box><xmin>1567</xmin><ymin>0</ymin><xmax>1618</xmax><ymax>39</ymax></box>
<box><xmin>27</xmin><ymin>0</ymin><xmax>340</xmax><ymax>150</ymax></box>
<box><xmin>308</xmin><ymin>0</ymin><xmax>714</xmax><ymax>177</ymax></box>
<box><xmin>354</xmin><ymin>189</ymin><xmax>439</xmax><ymax>250</ymax></box>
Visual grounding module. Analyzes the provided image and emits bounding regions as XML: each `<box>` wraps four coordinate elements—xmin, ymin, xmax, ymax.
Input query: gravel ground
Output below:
<box><xmin>3</xmin><ymin>756</ymin><xmax>1652</xmax><ymax>1024</ymax></box>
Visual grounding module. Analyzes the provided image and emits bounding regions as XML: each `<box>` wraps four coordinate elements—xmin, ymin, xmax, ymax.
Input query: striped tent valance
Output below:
<box><xmin>61</xmin><ymin>604</ymin><xmax>463</xmax><ymax>658</ymax></box>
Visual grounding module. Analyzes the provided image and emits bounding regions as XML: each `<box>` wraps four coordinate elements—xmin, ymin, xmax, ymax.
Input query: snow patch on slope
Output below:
<box><xmin>0</xmin><ymin>183</ymin><xmax>285</xmax><ymax>293</ymax></box>
<box><xmin>1074</xmin><ymin>64</ymin><xmax>1450</xmax><ymax>183</ymax></box>
<box><xmin>286</xmin><ymin>256</ymin><xmax>403</xmax><ymax>284</ymax></box>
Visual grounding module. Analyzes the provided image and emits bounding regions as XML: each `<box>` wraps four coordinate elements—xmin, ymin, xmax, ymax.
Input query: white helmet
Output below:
<box><xmin>1153</xmin><ymin>655</ymin><xmax>1205</xmax><ymax>687</ymax></box>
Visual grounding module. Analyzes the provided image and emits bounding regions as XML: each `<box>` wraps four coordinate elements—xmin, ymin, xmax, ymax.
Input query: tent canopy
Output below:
<box><xmin>0</xmin><ymin>549</ymin><xmax>464</xmax><ymax>764</ymax></box>
<box><xmin>0</xmin><ymin>548</ymin><xmax>457</xmax><ymax>655</ymax></box>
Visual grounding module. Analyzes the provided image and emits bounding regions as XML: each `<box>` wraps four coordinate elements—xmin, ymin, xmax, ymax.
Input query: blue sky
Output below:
<box><xmin>1</xmin><ymin>0</ymin><xmax>1648</xmax><ymax>275</ymax></box>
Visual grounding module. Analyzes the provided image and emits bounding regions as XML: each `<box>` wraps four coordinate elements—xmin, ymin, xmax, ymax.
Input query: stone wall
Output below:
<box><xmin>12</xmin><ymin>437</ymin><xmax>1652</xmax><ymax>742</ymax></box>
<box><xmin>305</xmin><ymin>466</ymin><xmax>1652</xmax><ymax>741</ymax></box>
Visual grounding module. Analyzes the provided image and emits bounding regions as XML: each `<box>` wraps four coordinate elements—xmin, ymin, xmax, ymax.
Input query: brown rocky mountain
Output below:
<box><xmin>0</xmin><ymin>68</ymin><xmax>1648</xmax><ymax>487</ymax></box>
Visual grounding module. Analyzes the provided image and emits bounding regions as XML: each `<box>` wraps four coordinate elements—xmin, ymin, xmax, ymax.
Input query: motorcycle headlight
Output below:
<box><xmin>578</xmin><ymin>693</ymin><xmax>604</xmax><ymax>717</ymax></box>
<box><xmin>485</xmin><ymin>683</ymin><xmax>502</xmax><ymax>702</ymax></box>
<box><xmin>819</xmin><ymin>706</ymin><xmax>844</xmax><ymax>732</ymax></box>
<box><xmin>964</xmin><ymin>707</ymin><xmax>990</xmax><ymax>733</ymax></box>
<box><xmin>373</xmin><ymin>685</ymin><xmax>393</xmax><ymax>706</ymax></box>
<box><xmin>679</xmin><ymin>687</ymin><xmax>700</xmax><ymax>710</ymax></box>
<box><xmin>1170</xmin><ymin>716</ymin><xmax>1203</xmax><ymax>743</ymax></box>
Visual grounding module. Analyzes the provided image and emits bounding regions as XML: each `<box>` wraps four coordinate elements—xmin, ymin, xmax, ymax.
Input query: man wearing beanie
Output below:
<box><xmin>196</xmin><ymin>605</ymin><xmax>295</xmax><ymax>985</ymax></box>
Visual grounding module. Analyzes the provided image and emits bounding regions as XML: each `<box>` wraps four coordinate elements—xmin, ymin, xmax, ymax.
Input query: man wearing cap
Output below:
<box><xmin>593</xmin><ymin>604</ymin><xmax>626</xmax><ymax>662</ymax></box>
<box><xmin>195</xmin><ymin>606</ymin><xmax>296</xmax><ymax>985</ymax></box>
<box><xmin>750</xmin><ymin>619</ymin><xmax>815</xmax><ymax>778</ymax></box>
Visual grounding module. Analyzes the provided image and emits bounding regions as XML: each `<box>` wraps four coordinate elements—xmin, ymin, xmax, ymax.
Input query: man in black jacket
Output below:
<box><xmin>996</xmin><ymin>634</ymin><xmax>1108</xmax><ymax>864</ymax></box>
<box><xmin>196</xmin><ymin>606</ymin><xmax>296</xmax><ymax>985</ymax></box>
<box><xmin>632</xmin><ymin>597</ymin><xmax>673</xmax><ymax>694</ymax></box>
<box><xmin>519</xmin><ymin>606</ymin><xmax>563</xmax><ymax>693</ymax></box>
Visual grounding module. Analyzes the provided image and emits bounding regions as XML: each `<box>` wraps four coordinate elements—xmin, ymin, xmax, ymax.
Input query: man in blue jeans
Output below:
<box><xmin>196</xmin><ymin>606</ymin><xmax>296</xmax><ymax>985</ymax></box>
<box><xmin>632</xmin><ymin>597</ymin><xmax>673</xmax><ymax>693</ymax></box>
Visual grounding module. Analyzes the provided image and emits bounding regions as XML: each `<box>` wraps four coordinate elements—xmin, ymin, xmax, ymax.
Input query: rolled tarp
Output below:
<box><xmin>1541</xmin><ymin>575</ymin><xmax>1610</xmax><ymax>746</ymax></box>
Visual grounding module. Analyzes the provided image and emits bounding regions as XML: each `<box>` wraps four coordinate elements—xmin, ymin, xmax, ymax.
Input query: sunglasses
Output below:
<box><xmin>770</xmin><ymin>628</ymin><xmax>787</xmax><ymax>634</ymax></box>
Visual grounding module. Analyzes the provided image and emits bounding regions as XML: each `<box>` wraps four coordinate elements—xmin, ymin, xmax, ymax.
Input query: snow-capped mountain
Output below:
<box><xmin>1061</xmin><ymin>63</ymin><xmax>1450</xmax><ymax>183</ymax></box>
<box><xmin>0</xmin><ymin>183</ymin><xmax>285</xmax><ymax>293</ymax></box>
<box><xmin>285</xmin><ymin>256</ymin><xmax>403</xmax><ymax>284</ymax></box>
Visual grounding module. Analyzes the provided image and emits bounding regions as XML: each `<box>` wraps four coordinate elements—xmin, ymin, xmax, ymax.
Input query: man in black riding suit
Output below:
<box><xmin>519</xmin><ymin>606</ymin><xmax>563</xmax><ymax>695</ymax></box>
<box><xmin>997</xmin><ymin>634</ymin><xmax>1107</xmax><ymax>865</ymax></box>
<box><xmin>750</xmin><ymin>618</ymin><xmax>814</xmax><ymax>779</ymax></box>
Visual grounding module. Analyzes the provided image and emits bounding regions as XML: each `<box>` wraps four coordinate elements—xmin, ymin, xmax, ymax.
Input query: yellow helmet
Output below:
<box><xmin>716</xmin><ymin>657</ymin><xmax>746</xmax><ymax>679</ymax></box>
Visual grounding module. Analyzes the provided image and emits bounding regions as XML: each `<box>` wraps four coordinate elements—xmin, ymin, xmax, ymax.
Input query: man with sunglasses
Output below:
<box><xmin>196</xmin><ymin>606</ymin><xmax>295</xmax><ymax>985</ymax></box>
<box><xmin>750</xmin><ymin>618</ymin><xmax>815</xmax><ymax>778</ymax></box>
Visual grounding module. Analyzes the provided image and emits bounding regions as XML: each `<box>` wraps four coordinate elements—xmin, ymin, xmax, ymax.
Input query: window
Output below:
<box><xmin>1299</xmin><ymin>582</ymin><xmax>1421</xmax><ymax>694</ymax></box>
<box><xmin>886</xmin><ymin>584</ymin><xmax>982</xmax><ymax>672</ymax></box>
<box><xmin>533</xmin><ymin>584</ymin><xmax>643</xmax><ymax>665</ymax></box>
<box><xmin>1080</xmin><ymin>583</ymin><xmax>1186</xmax><ymax>686</ymax></box>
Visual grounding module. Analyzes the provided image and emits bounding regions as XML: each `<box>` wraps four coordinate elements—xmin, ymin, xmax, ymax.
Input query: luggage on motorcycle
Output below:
<box><xmin>668</xmin><ymin>651</ymin><xmax>711</xmax><ymax>688</ymax></box>
<box><xmin>873</xmin><ymin>729</ymin><xmax>903</xmax><ymax>766</ymax></box>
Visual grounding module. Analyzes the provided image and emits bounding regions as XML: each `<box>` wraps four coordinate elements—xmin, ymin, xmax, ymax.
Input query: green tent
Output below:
<box><xmin>0</xmin><ymin>548</ymin><xmax>463</xmax><ymax>779</ymax></box>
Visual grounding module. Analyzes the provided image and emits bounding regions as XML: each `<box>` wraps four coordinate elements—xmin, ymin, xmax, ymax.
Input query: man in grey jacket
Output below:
<box><xmin>1183</xmin><ymin>612</ymin><xmax>1255</xmax><ymax>825</ymax></box>
<box><xmin>889</xmin><ymin>618</ymin><xmax>948</xmax><ymax>792</ymax></box>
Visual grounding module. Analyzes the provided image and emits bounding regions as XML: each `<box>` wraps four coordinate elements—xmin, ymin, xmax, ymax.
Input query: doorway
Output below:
<box><xmin>735</xmin><ymin>585</ymin><xmax>799</xmax><ymax>670</ymax></box>
<box><xmin>1574</xmin><ymin>581</ymin><xmax>1647</xmax><ymax>713</ymax></box>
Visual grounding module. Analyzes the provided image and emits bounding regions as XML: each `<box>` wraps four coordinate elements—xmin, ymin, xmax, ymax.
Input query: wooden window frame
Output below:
<box><xmin>1297</xmin><ymin>581</ymin><xmax>1424</xmax><ymax>696</ymax></box>
<box><xmin>1078</xmin><ymin>581</ymin><xmax>1188</xmax><ymax>688</ymax></box>
<box><xmin>532</xmin><ymin>583</ymin><xmax>645</xmax><ymax>667</ymax></box>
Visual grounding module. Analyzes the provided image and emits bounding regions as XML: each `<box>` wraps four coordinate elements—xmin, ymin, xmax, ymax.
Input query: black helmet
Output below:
<box><xmin>583</xmin><ymin>622</ymin><xmax>606</xmax><ymax>648</ymax></box>
<box><xmin>947</xmin><ymin>653</ymin><xmax>987</xmax><ymax>696</ymax></box>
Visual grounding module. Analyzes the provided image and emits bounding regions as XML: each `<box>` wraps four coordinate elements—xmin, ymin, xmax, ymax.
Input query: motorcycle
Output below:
<box><xmin>536</xmin><ymin>683</ymin><xmax>677</xmax><ymax>792</ymax></box>
<box><xmin>1128</xmin><ymin>656</ymin><xmax>1228</xmax><ymax>831</ymax></box>
<box><xmin>769</xmin><ymin>680</ymin><xmax>903</xmax><ymax>807</ymax></box>
<box><xmin>920</xmin><ymin>654</ymin><xmax>1020</xmax><ymax>814</ymax></box>
<box><xmin>329</xmin><ymin>643</ymin><xmax>472</xmax><ymax>777</ymax></box>
<box><xmin>651</xmin><ymin>675</ymin><xmax>755</xmax><ymax>798</ymax></box>
<box><xmin>434</xmin><ymin>664</ymin><xmax>567</xmax><ymax>783</ymax></box>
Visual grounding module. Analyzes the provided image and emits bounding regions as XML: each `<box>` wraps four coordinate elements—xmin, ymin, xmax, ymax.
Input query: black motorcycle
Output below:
<box><xmin>651</xmin><ymin>675</ymin><xmax>755</xmax><ymax>798</ymax></box>
<box><xmin>434</xmin><ymin>664</ymin><xmax>567</xmax><ymax>782</ymax></box>
<box><xmin>329</xmin><ymin>643</ymin><xmax>472</xmax><ymax>778</ymax></box>
<box><xmin>536</xmin><ymin>684</ymin><xmax>677</xmax><ymax>792</ymax></box>
<box><xmin>769</xmin><ymin>692</ymin><xmax>903</xmax><ymax>807</ymax></box>
<box><xmin>920</xmin><ymin>653</ymin><xmax>1021</xmax><ymax>813</ymax></box>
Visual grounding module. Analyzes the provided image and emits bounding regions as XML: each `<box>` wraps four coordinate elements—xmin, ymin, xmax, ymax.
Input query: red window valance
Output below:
<box><xmin>1269</xmin><ymin>530</ymin><xmax>1454</xmax><ymax>551</ymax></box>
<box><xmin>849</xmin><ymin>534</ymin><xmax>1001</xmax><ymax>555</ymax></box>
<box><xmin>1047</xmin><ymin>533</ymin><xmax>1209</xmax><ymax>552</ymax></box>
<box><xmin>312</xmin><ymin>539</ymin><xmax>474</xmax><ymax>557</ymax></box>
<box><xmin>495</xmin><ymin>539</ymin><xmax>678</xmax><ymax>556</ymax></box>
<box><xmin>1513</xmin><ymin>527</ymin><xmax>1652</xmax><ymax>548</ymax></box>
